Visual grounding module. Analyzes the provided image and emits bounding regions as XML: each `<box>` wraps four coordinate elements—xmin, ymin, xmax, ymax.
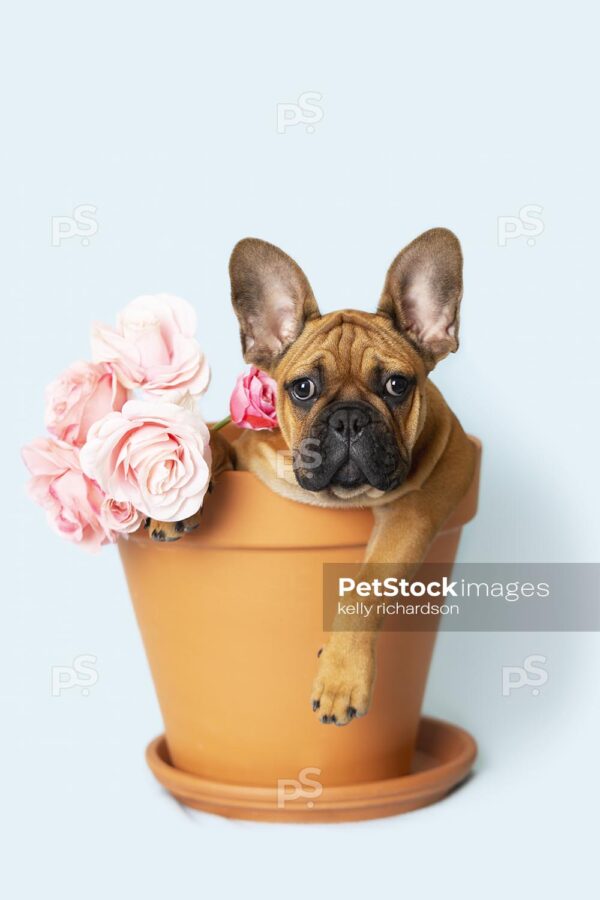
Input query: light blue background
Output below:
<box><xmin>2</xmin><ymin>1</ymin><xmax>598</xmax><ymax>897</ymax></box>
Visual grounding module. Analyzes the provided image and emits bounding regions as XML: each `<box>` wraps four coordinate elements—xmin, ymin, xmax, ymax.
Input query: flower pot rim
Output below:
<box><xmin>123</xmin><ymin>435</ymin><xmax>481</xmax><ymax>550</ymax></box>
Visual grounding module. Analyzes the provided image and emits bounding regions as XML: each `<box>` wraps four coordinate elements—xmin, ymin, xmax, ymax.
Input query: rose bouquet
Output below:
<box><xmin>22</xmin><ymin>294</ymin><xmax>278</xmax><ymax>551</ymax></box>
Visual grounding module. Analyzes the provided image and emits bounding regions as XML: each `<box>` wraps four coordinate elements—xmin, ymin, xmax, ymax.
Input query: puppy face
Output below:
<box><xmin>275</xmin><ymin>312</ymin><xmax>426</xmax><ymax>498</ymax></box>
<box><xmin>229</xmin><ymin>229</ymin><xmax>463</xmax><ymax>499</ymax></box>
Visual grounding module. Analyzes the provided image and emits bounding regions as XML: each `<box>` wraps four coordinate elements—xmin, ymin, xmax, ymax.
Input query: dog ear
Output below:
<box><xmin>377</xmin><ymin>228</ymin><xmax>463</xmax><ymax>367</ymax></box>
<box><xmin>229</xmin><ymin>238</ymin><xmax>321</xmax><ymax>370</ymax></box>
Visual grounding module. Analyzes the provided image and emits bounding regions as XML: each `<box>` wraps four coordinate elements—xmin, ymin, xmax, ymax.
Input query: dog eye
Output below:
<box><xmin>385</xmin><ymin>375</ymin><xmax>409</xmax><ymax>397</ymax></box>
<box><xmin>291</xmin><ymin>378</ymin><xmax>316</xmax><ymax>401</ymax></box>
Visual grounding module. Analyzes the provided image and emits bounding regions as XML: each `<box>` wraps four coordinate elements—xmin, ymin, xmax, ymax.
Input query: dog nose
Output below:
<box><xmin>329</xmin><ymin>406</ymin><xmax>370</xmax><ymax>438</ymax></box>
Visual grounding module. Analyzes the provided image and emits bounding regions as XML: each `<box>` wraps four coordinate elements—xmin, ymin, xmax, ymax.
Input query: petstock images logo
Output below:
<box><xmin>322</xmin><ymin>564</ymin><xmax>600</xmax><ymax>632</ymax></box>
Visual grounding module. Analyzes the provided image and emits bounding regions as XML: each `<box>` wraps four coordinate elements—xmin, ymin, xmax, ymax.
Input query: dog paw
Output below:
<box><xmin>148</xmin><ymin>509</ymin><xmax>202</xmax><ymax>542</ymax></box>
<box><xmin>310</xmin><ymin>637</ymin><xmax>375</xmax><ymax>726</ymax></box>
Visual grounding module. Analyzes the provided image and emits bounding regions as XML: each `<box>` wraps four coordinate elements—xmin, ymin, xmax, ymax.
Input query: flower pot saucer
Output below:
<box><xmin>145</xmin><ymin>716</ymin><xmax>477</xmax><ymax>824</ymax></box>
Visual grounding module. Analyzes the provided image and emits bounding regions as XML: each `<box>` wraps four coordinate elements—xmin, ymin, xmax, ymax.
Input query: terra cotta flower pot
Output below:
<box><xmin>118</xmin><ymin>433</ymin><xmax>481</xmax><ymax>823</ymax></box>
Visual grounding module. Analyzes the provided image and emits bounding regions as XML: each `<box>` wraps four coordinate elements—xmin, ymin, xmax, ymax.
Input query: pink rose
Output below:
<box><xmin>80</xmin><ymin>399</ymin><xmax>212</xmax><ymax>522</ymax></box>
<box><xmin>91</xmin><ymin>294</ymin><xmax>210</xmax><ymax>400</ymax></box>
<box><xmin>100</xmin><ymin>498</ymin><xmax>144</xmax><ymax>538</ymax></box>
<box><xmin>22</xmin><ymin>438</ymin><xmax>110</xmax><ymax>552</ymax></box>
<box><xmin>45</xmin><ymin>361</ymin><xmax>128</xmax><ymax>447</ymax></box>
<box><xmin>230</xmin><ymin>367</ymin><xmax>278</xmax><ymax>430</ymax></box>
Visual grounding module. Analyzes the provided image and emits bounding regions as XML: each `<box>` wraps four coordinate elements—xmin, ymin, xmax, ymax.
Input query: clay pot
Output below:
<box><xmin>119</xmin><ymin>433</ymin><xmax>481</xmax><ymax>823</ymax></box>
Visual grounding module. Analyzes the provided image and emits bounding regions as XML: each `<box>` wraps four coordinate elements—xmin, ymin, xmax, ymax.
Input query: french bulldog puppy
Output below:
<box><xmin>149</xmin><ymin>229</ymin><xmax>476</xmax><ymax>726</ymax></box>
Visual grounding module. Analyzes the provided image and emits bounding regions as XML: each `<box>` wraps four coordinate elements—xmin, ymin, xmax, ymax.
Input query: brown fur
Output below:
<box><xmin>150</xmin><ymin>230</ymin><xmax>476</xmax><ymax>725</ymax></box>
